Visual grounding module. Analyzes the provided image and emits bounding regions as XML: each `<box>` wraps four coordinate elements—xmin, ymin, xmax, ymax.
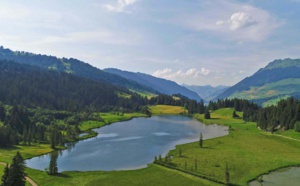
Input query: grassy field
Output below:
<box><xmin>167</xmin><ymin>108</ymin><xmax>300</xmax><ymax>185</ymax></box>
<box><xmin>275</xmin><ymin>129</ymin><xmax>300</xmax><ymax>141</ymax></box>
<box><xmin>2</xmin><ymin>107</ymin><xmax>300</xmax><ymax>185</ymax></box>
<box><xmin>149</xmin><ymin>105</ymin><xmax>186</xmax><ymax>115</ymax></box>
<box><xmin>0</xmin><ymin>144</ymin><xmax>53</xmax><ymax>163</ymax></box>
<box><xmin>26</xmin><ymin>164</ymin><xmax>220</xmax><ymax>186</ymax></box>
<box><xmin>229</xmin><ymin>78</ymin><xmax>300</xmax><ymax>106</ymax></box>
<box><xmin>79</xmin><ymin>112</ymin><xmax>146</xmax><ymax>131</ymax></box>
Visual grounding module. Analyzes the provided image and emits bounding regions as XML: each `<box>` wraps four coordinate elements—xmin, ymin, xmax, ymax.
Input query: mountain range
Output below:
<box><xmin>216</xmin><ymin>58</ymin><xmax>300</xmax><ymax>106</ymax></box>
<box><xmin>104</xmin><ymin>68</ymin><xmax>202</xmax><ymax>101</ymax></box>
<box><xmin>0</xmin><ymin>46</ymin><xmax>156</xmax><ymax>94</ymax></box>
<box><xmin>183</xmin><ymin>85</ymin><xmax>229</xmax><ymax>102</ymax></box>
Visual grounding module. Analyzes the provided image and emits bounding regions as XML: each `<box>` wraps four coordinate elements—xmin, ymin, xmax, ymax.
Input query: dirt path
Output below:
<box><xmin>0</xmin><ymin>162</ymin><xmax>38</xmax><ymax>186</ymax></box>
<box><xmin>274</xmin><ymin>134</ymin><xmax>300</xmax><ymax>142</ymax></box>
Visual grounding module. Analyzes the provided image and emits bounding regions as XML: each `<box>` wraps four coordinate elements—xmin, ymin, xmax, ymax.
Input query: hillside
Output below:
<box><xmin>0</xmin><ymin>60</ymin><xmax>147</xmax><ymax>111</ymax></box>
<box><xmin>0</xmin><ymin>46</ymin><xmax>156</xmax><ymax>94</ymax></box>
<box><xmin>216</xmin><ymin>58</ymin><xmax>300</xmax><ymax>106</ymax></box>
<box><xmin>104</xmin><ymin>68</ymin><xmax>202</xmax><ymax>101</ymax></box>
<box><xmin>183</xmin><ymin>85</ymin><xmax>229</xmax><ymax>102</ymax></box>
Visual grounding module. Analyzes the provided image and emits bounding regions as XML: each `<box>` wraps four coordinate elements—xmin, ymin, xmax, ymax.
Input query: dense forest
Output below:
<box><xmin>208</xmin><ymin>97</ymin><xmax>300</xmax><ymax>132</ymax></box>
<box><xmin>0</xmin><ymin>60</ymin><xmax>148</xmax><ymax>112</ymax></box>
<box><xmin>0</xmin><ymin>46</ymin><xmax>157</xmax><ymax>94</ymax></box>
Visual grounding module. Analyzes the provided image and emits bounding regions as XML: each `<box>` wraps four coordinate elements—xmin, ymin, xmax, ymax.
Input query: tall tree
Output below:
<box><xmin>1</xmin><ymin>164</ymin><xmax>9</xmax><ymax>186</ymax></box>
<box><xmin>199</xmin><ymin>133</ymin><xmax>203</xmax><ymax>148</ymax></box>
<box><xmin>7</xmin><ymin>152</ymin><xmax>26</xmax><ymax>186</ymax></box>
<box><xmin>47</xmin><ymin>151</ymin><xmax>58</xmax><ymax>175</ymax></box>
<box><xmin>0</xmin><ymin>102</ymin><xmax>5</xmax><ymax>122</ymax></box>
<box><xmin>204</xmin><ymin>110</ymin><xmax>211</xmax><ymax>119</ymax></box>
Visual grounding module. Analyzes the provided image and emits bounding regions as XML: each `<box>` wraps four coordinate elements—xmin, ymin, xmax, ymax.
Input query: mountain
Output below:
<box><xmin>0</xmin><ymin>46</ymin><xmax>156</xmax><ymax>94</ymax></box>
<box><xmin>104</xmin><ymin>68</ymin><xmax>202</xmax><ymax>101</ymax></box>
<box><xmin>0</xmin><ymin>60</ymin><xmax>147</xmax><ymax>111</ymax></box>
<box><xmin>216</xmin><ymin>58</ymin><xmax>300</xmax><ymax>106</ymax></box>
<box><xmin>183</xmin><ymin>85</ymin><xmax>229</xmax><ymax>102</ymax></box>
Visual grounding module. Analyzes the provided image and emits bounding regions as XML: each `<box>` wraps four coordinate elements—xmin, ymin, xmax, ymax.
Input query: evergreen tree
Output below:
<box><xmin>0</xmin><ymin>102</ymin><xmax>5</xmax><ymax>122</ymax></box>
<box><xmin>1</xmin><ymin>164</ymin><xmax>9</xmax><ymax>186</ymax></box>
<box><xmin>204</xmin><ymin>110</ymin><xmax>211</xmax><ymax>119</ymax></box>
<box><xmin>153</xmin><ymin>156</ymin><xmax>158</xmax><ymax>163</ymax></box>
<box><xmin>232</xmin><ymin>111</ymin><xmax>239</xmax><ymax>118</ymax></box>
<box><xmin>7</xmin><ymin>152</ymin><xmax>26</xmax><ymax>186</ymax></box>
<box><xmin>47</xmin><ymin>152</ymin><xmax>58</xmax><ymax>175</ymax></box>
<box><xmin>199</xmin><ymin>133</ymin><xmax>203</xmax><ymax>148</ymax></box>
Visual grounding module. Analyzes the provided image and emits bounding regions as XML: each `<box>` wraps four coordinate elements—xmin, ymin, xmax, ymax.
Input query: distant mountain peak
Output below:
<box><xmin>264</xmin><ymin>58</ymin><xmax>300</xmax><ymax>70</ymax></box>
<box><xmin>104</xmin><ymin>68</ymin><xmax>202</xmax><ymax>101</ymax></box>
<box><xmin>216</xmin><ymin>58</ymin><xmax>300</xmax><ymax>106</ymax></box>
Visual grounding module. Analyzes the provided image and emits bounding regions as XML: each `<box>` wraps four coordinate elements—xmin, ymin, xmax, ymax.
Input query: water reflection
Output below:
<box><xmin>26</xmin><ymin>115</ymin><xmax>228</xmax><ymax>172</ymax></box>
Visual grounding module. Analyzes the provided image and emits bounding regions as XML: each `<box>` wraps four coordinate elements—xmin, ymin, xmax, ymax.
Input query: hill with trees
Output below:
<box><xmin>104</xmin><ymin>68</ymin><xmax>202</xmax><ymax>101</ymax></box>
<box><xmin>216</xmin><ymin>58</ymin><xmax>300</xmax><ymax>106</ymax></box>
<box><xmin>0</xmin><ymin>60</ymin><xmax>148</xmax><ymax>112</ymax></box>
<box><xmin>0</xmin><ymin>46</ymin><xmax>156</xmax><ymax>95</ymax></box>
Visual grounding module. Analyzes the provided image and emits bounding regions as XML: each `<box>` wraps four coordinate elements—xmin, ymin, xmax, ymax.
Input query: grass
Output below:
<box><xmin>275</xmin><ymin>129</ymin><xmax>300</xmax><ymax>141</ymax></box>
<box><xmin>130</xmin><ymin>90</ymin><xmax>157</xmax><ymax>99</ymax></box>
<box><xmin>149</xmin><ymin>105</ymin><xmax>186</xmax><ymax>115</ymax></box>
<box><xmin>79</xmin><ymin>112</ymin><xmax>146</xmax><ymax>131</ymax></box>
<box><xmin>3</xmin><ymin>108</ymin><xmax>300</xmax><ymax>185</ymax></box>
<box><xmin>167</xmin><ymin>108</ymin><xmax>300</xmax><ymax>185</ymax></box>
<box><xmin>229</xmin><ymin>78</ymin><xmax>300</xmax><ymax>106</ymax></box>
<box><xmin>26</xmin><ymin>164</ymin><xmax>220</xmax><ymax>186</ymax></box>
<box><xmin>0</xmin><ymin>144</ymin><xmax>53</xmax><ymax>163</ymax></box>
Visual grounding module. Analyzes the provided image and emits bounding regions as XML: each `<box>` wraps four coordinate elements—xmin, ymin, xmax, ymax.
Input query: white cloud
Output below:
<box><xmin>228</xmin><ymin>12</ymin><xmax>258</xmax><ymax>31</ymax></box>
<box><xmin>179</xmin><ymin>0</ymin><xmax>281</xmax><ymax>42</ymax></box>
<box><xmin>153</xmin><ymin>68</ymin><xmax>211</xmax><ymax>79</ymax></box>
<box><xmin>102</xmin><ymin>0</ymin><xmax>137</xmax><ymax>13</ymax></box>
<box><xmin>36</xmin><ymin>30</ymin><xmax>139</xmax><ymax>46</ymax></box>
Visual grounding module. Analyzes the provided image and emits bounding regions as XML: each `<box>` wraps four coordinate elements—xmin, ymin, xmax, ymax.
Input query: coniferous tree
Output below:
<box><xmin>47</xmin><ymin>152</ymin><xmax>58</xmax><ymax>175</ymax></box>
<box><xmin>1</xmin><ymin>164</ymin><xmax>9</xmax><ymax>186</ymax></box>
<box><xmin>7</xmin><ymin>152</ymin><xmax>26</xmax><ymax>186</ymax></box>
<box><xmin>199</xmin><ymin>133</ymin><xmax>203</xmax><ymax>148</ymax></box>
<box><xmin>204</xmin><ymin>110</ymin><xmax>211</xmax><ymax>119</ymax></box>
<box><xmin>0</xmin><ymin>102</ymin><xmax>5</xmax><ymax>122</ymax></box>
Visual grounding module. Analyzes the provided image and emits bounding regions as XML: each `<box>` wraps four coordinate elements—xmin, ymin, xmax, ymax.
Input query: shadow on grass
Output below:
<box><xmin>202</xmin><ymin>146</ymin><xmax>214</xmax><ymax>150</ymax></box>
<box><xmin>0</xmin><ymin>146</ymin><xmax>21</xmax><ymax>150</ymax></box>
<box><xmin>55</xmin><ymin>173</ymin><xmax>71</xmax><ymax>178</ymax></box>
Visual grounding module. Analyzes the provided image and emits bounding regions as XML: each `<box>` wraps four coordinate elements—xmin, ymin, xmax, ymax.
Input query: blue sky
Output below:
<box><xmin>0</xmin><ymin>0</ymin><xmax>299</xmax><ymax>86</ymax></box>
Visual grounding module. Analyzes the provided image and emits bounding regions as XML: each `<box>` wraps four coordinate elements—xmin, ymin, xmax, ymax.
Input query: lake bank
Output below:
<box><xmin>26</xmin><ymin>115</ymin><xmax>228</xmax><ymax>171</ymax></box>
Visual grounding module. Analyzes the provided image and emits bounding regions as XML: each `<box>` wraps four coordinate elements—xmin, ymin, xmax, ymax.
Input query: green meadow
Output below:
<box><xmin>168</xmin><ymin>108</ymin><xmax>300</xmax><ymax>185</ymax></box>
<box><xmin>1</xmin><ymin>106</ymin><xmax>300</xmax><ymax>185</ymax></box>
<box><xmin>149</xmin><ymin>105</ymin><xmax>186</xmax><ymax>115</ymax></box>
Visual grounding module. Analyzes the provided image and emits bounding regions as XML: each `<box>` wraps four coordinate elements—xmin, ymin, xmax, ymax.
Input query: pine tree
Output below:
<box><xmin>199</xmin><ymin>133</ymin><xmax>203</xmax><ymax>148</ymax></box>
<box><xmin>1</xmin><ymin>164</ymin><xmax>9</xmax><ymax>186</ymax></box>
<box><xmin>204</xmin><ymin>110</ymin><xmax>210</xmax><ymax>119</ymax></box>
<box><xmin>47</xmin><ymin>152</ymin><xmax>58</xmax><ymax>175</ymax></box>
<box><xmin>7</xmin><ymin>152</ymin><xmax>26</xmax><ymax>186</ymax></box>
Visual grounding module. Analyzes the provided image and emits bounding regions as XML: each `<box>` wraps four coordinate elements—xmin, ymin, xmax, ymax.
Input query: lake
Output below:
<box><xmin>248</xmin><ymin>167</ymin><xmax>300</xmax><ymax>186</ymax></box>
<box><xmin>26</xmin><ymin>115</ymin><xmax>228</xmax><ymax>172</ymax></box>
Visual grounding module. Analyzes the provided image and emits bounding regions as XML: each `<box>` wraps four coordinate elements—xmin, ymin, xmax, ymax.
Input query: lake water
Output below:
<box><xmin>248</xmin><ymin>167</ymin><xmax>300</xmax><ymax>186</ymax></box>
<box><xmin>26</xmin><ymin>115</ymin><xmax>228</xmax><ymax>172</ymax></box>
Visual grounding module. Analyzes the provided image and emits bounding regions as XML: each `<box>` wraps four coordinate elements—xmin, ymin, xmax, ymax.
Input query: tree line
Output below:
<box><xmin>207</xmin><ymin>97</ymin><xmax>300</xmax><ymax>132</ymax></box>
<box><xmin>0</xmin><ymin>60</ymin><xmax>149</xmax><ymax>112</ymax></box>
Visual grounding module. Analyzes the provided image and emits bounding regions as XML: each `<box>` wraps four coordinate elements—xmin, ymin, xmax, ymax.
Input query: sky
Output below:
<box><xmin>0</xmin><ymin>0</ymin><xmax>299</xmax><ymax>86</ymax></box>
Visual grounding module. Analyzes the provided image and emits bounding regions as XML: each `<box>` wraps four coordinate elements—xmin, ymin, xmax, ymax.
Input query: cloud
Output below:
<box><xmin>102</xmin><ymin>0</ymin><xmax>137</xmax><ymax>13</ymax></box>
<box><xmin>36</xmin><ymin>30</ymin><xmax>139</xmax><ymax>46</ymax></box>
<box><xmin>179</xmin><ymin>0</ymin><xmax>281</xmax><ymax>42</ymax></box>
<box><xmin>153</xmin><ymin>68</ymin><xmax>211</xmax><ymax>79</ymax></box>
<box><xmin>227</xmin><ymin>12</ymin><xmax>258</xmax><ymax>31</ymax></box>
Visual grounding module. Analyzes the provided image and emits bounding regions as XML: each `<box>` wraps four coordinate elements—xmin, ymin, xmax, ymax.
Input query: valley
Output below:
<box><xmin>1</xmin><ymin>50</ymin><xmax>300</xmax><ymax>186</ymax></box>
